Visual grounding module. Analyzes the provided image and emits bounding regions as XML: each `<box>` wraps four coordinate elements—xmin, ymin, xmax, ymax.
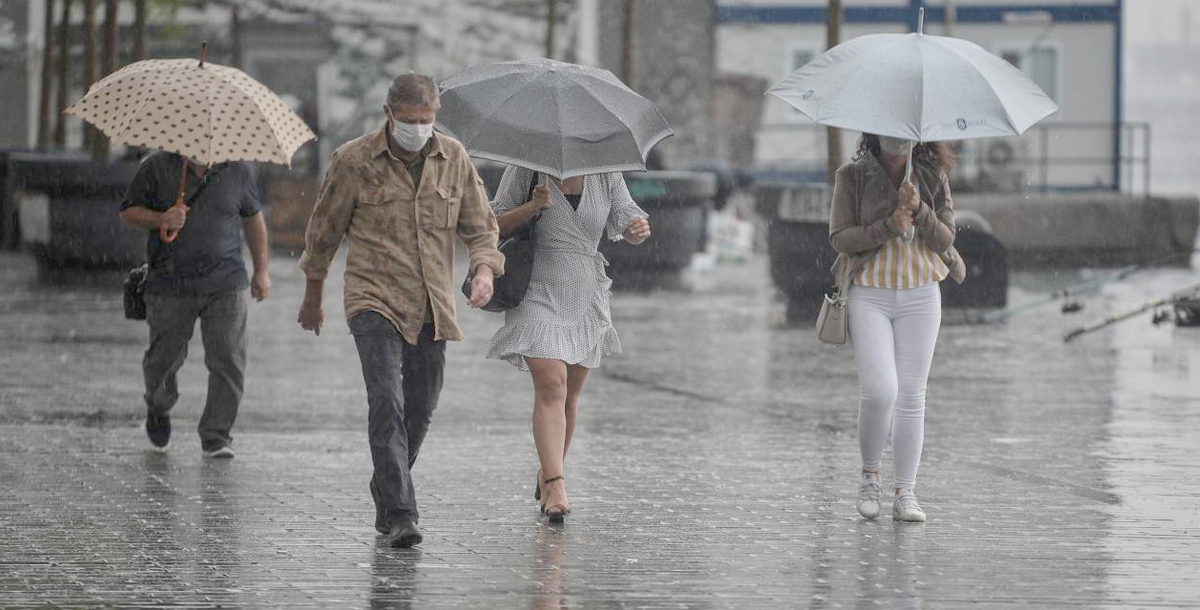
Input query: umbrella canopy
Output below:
<box><xmin>64</xmin><ymin>47</ymin><xmax>316</xmax><ymax>242</ymax></box>
<box><xmin>65</xmin><ymin>54</ymin><xmax>315</xmax><ymax>168</ymax></box>
<box><xmin>436</xmin><ymin>58</ymin><xmax>673</xmax><ymax>179</ymax></box>
<box><xmin>767</xmin><ymin>29</ymin><xmax>1059</xmax><ymax>142</ymax></box>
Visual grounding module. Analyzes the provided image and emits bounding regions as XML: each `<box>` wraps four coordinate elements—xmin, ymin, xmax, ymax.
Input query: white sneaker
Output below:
<box><xmin>893</xmin><ymin>490</ymin><xmax>926</xmax><ymax>522</ymax></box>
<box><xmin>856</xmin><ymin>472</ymin><xmax>882</xmax><ymax>520</ymax></box>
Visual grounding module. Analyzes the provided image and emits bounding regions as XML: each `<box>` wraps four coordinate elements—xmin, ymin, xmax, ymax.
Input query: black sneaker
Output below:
<box><xmin>201</xmin><ymin>441</ymin><xmax>235</xmax><ymax>459</ymax></box>
<box><xmin>386</xmin><ymin>521</ymin><xmax>422</xmax><ymax>548</ymax></box>
<box><xmin>145</xmin><ymin>412</ymin><xmax>170</xmax><ymax>448</ymax></box>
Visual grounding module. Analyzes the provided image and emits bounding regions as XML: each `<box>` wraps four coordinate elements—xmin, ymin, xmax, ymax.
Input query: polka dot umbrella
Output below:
<box><xmin>64</xmin><ymin>44</ymin><xmax>316</xmax><ymax>242</ymax></box>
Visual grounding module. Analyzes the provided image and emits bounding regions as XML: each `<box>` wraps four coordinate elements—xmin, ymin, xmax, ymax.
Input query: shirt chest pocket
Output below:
<box><xmin>358</xmin><ymin>188</ymin><xmax>397</xmax><ymax>208</ymax></box>
<box><xmin>356</xmin><ymin>187</ymin><xmax>403</xmax><ymax>228</ymax></box>
<box><xmin>424</xmin><ymin>185</ymin><xmax>460</xmax><ymax>230</ymax></box>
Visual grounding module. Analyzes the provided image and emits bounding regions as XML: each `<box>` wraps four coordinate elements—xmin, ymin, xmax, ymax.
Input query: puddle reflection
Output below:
<box><xmin>852</xmin><ymin>525</ymin><xmax>924</xmax><ymax>609</ymax></box>
<box><xmin>370</xmin><ymin>546</ymin><xmax>420</xmax><ymax>609</ymax></box>
<box><xmin>531</xmin><ymin>524</ymin><xmax>571</xmax><ymax>609</ymax></box>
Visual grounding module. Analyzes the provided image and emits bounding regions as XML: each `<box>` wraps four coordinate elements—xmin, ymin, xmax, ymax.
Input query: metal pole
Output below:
<box><xmin>1144</xmin><ymin>123</ymin><xmax>1151</xmax><ymax>196</ymax></box>
<box><xmin>621</xmin><ymin>0</ymin><xmax>635</xmax><ymax>85</ymax></box>
<box><xmin>944</xmin><ymin>0</ymin><xmax>955</xmax><ymax>36</ymax></box>
<box><xmin>546</xmin><ymin>0</ymin><xmax>557</xmax><ymax>59</ymax></box>
<box><xmin>825</xmin><ymin>0</ymin><xmax>842</xmax><ymax>185</ymax></box>
<box><xmin>1041</xmin><ymin>124</ymin><xmax>1049</xmax><ymax>193</ymax></box>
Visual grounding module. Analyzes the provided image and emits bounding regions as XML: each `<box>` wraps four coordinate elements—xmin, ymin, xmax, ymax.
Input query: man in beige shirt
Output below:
<box><xmin>297</xmin><ymin>73</ymin><xmax>503</xmax><ymax>548</ymax></box>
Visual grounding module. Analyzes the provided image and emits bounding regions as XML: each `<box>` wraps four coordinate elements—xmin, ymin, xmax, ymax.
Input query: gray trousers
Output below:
<box><xmin>349</xmin><ymin>312</ymin><xmax>446</xmax><ymax>530</ymax></box>
<box><xmin>143</xmin><ymin>290</ymin><xmax>247</xmax><ymax>446</ymax></box>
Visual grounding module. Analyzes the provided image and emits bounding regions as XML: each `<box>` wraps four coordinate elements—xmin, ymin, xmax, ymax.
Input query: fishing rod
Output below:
<box><xmin>1063</xmin><ymin>282</ymin><xmax>1200</xmax><ymax>343</ymax></box>
<box><xmin>978</xmin><ymin>249</ymin><xmax>1197</xmax><ymax>324</ymax></box>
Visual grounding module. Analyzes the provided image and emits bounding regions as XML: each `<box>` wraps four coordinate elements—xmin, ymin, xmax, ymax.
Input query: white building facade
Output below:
<box><xmin>717</xmin><ymin>0</ymin><xmax>1127</xmax><ymax>193</ymax></box>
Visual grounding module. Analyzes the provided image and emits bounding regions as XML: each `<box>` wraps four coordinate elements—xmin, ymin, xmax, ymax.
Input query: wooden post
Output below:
<box><xmin>53</xmin><ymin>0</ymin><xmax>72</xmax><ymax>147</ymax></box>
<box><xmin>133</xmin><ymin>0</ymin><xmax>147</xmax><ymax>61</ymax></box>
<box><xmin>92</xmin><ymin>0</ymin><xmax>117</xmax><ymax>161</ymax></box>
<box><xmin>83</xmin><ymin>0</ymin><xmax>98</xmax><ymax>152</ymax></box>
<box><xmin>825</xmin><ymin>0</ymin><xmax>842</xmax><ymax>185</ymax></box>
<box><xmin>101</xmin><ymin>0</ymin><xmax>117</xmax><ymax>76</ymax></box>
<box><xmin>38</xmin><ymin>0</ymin><xmax>56</xmax><ymax>148</ymax></box>
<box><xmin>546</xmin><ymin>0</ymin><xmax>557</xmax><ymax>59</ymax></box>
<box><xmin>230</xmin><ymin>5</ymin><xmax>242</xmax><ymax>69</ymax></box>
<box><xmin>620</xmin><ymin>0</ymin><xmax>635</xmax><ymax>86</ymax></box>
<box><xmin>83</xmin><ymin>0</ymin><xmax>95</xmax><ymax>86</ymax></box>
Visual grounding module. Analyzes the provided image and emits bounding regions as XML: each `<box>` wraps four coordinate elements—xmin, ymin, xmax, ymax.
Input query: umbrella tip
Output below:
<box><xmin>199</xmin><ymin>41</ymin><xmax>207</xmax><ymax>68</ymax></box>
<box><xmin>917</xmin><ymin>7</ymin><xmax>925</xmax><ymax>34</ymax></box>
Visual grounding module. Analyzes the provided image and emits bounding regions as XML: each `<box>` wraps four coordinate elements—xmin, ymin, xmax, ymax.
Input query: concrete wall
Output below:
<box><xmin>597</xmin><ymin>0</ymin><xmax>716</xmax><ymax>168</ymax></box>
<box><xmin>955</xmin><ymin>193</ymin><xmax>1200</xmax><ymax>267</ymax></box>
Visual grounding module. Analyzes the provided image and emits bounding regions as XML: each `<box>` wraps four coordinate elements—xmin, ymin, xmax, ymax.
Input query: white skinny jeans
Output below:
<box><xmin>847</xmin><ymin>283</ymin><xmax>941</xmax><ymax>490</ymax></box>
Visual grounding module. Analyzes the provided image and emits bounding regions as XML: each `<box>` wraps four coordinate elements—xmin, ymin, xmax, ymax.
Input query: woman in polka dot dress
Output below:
<box><xmin>487</xmin><ymin>165</ymin><xmax>651</xmax><ymax>520</ymax></box>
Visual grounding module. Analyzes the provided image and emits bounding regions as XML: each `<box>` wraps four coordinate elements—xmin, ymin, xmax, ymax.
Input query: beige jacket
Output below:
<box><xmin>299</xmin><ymin>126</ymin><xmax>504</xmax><ymax>344</ymax></box>
<box><xmin>828</xmin><ymin>155</ymin><xmax>966</xmax><ymax>294</ymax></box>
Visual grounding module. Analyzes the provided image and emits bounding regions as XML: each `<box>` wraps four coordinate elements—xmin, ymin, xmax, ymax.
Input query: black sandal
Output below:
<box><xmin>540</xmin><ymin>475</ymin><xmax>570</xmax><ymax>520</ymax></box>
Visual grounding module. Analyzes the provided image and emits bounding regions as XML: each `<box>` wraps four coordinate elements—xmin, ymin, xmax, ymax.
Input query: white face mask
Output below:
<box><xmin>878</xmin><ymin>136</ymin><xmax>913</xmax><ymax>156</ymax></box>
<box><xmin>390</xmin><ymin>119</ymin><xmax>434</xmax><ymax>152</ymax></box>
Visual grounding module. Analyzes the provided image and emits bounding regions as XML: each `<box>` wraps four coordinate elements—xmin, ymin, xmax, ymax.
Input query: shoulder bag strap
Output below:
<box><xmin>527</xmin><ymin>171</ymin><xmax>541</xmax><ymax>226</ymax></box>
<box><xmin>183</xmin><ymin>163</ymin><xmax>227</xmax><ymax>209</ymax></box>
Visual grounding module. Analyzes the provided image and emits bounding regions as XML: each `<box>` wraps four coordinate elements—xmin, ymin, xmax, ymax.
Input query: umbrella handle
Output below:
<box><xmin>159</xmin><ymin>157</ymin><xmax>190</xmax><ymax>244</ymax></box>
<box><xmin>158</xmin><ymin>199</ymin><xmax>189</xmax><ymax>244</ymax></box>
<box><xmin>902</xmin><ymin>141</ymin><xmax>916</xmax><ymax>243</ymax></box>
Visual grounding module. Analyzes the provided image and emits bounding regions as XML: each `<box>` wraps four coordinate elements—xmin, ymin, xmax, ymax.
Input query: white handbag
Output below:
<box><xmin>815</xmin><ymin>292</ymin><xmax>847</xmax><ymax>345</ymax></box>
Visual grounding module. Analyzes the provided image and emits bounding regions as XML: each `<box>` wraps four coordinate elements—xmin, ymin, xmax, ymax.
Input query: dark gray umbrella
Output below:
<box><xmin>435</xmin><ymin>58</ymin><xmax>673</xmax><ymax>179</ymax></box>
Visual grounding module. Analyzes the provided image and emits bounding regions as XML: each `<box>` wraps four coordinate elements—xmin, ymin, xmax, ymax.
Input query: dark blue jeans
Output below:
<box><xmin>350</xmin><ymin>312</ymin><xmax>446</xmax><ymax>531</ymax></box>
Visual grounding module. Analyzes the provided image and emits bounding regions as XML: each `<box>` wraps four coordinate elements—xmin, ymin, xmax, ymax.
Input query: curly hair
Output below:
<box><xmin>853</xmin><ymin>134</ymin><xmax>956</xmax><ymax>173</ymax></box>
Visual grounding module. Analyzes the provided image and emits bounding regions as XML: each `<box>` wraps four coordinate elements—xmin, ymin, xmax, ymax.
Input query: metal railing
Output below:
<box><xmin>753</xmin><ymin>121</ymin><xmax>1152</xmax><ymax>195</ymax></box>
<box><xmin>1026</xmin><ymin>121</ymin><xmax>1151</xmax><ymax>195</ymax></box>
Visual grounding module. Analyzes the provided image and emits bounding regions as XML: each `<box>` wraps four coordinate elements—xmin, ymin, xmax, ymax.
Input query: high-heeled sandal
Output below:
<box><xmin>540</xmin><ymin>475</ymin><xmax>570</xmax><ymax>520</ymax></box>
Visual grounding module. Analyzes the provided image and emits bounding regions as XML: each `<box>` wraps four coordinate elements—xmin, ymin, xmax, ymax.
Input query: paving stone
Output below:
<box><xmin>1</xmin><ymin>252</ymin><xmax>1199</xmax><ymax>608</ymax></box>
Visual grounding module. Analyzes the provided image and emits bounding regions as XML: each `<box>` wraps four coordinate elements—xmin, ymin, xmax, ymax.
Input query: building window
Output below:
<box><xmin>999</xmin><ymin>44</ymin><xmax>1060</xmax><ymax>103</ymax></box>
<box><xmin>783</xmin><ymin>44</ymin><xmax>817</xmax><ymax>122</ymax></box>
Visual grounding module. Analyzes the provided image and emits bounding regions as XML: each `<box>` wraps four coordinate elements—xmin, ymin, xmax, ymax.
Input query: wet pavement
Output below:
<box><xmin>2</xmin><ymin>249</ymin><xmax>1199</xmax><ymax>609</ymax></box>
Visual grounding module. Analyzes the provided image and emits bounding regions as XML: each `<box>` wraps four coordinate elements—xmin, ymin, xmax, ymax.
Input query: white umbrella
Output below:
<box><xmin>65</xmin><ymin>44</ymin><xmax>316</xmax><ymax>242</ymax></box>
<box><xmin>768</xmin><ymin>9</ymin><xmax>1057</xmax><ymax>240</ymax></box>
<box><xmin>768</xmin><ymin>10</ymin><xmax>1059</xmax><ymax>145</ymax></box>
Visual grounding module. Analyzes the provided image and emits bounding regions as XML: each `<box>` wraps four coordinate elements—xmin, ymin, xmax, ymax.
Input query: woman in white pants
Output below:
<box><xmin>828</xmin><ymin>134</ymin><xmax>965</xmax><ymax>521</ymax></box>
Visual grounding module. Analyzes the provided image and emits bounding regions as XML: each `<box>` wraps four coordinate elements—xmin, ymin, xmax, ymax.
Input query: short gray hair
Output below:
<box><xmin>387</xmin><ymin>73</ymin><xmax>440</xmax><ymax>110</ymax></box>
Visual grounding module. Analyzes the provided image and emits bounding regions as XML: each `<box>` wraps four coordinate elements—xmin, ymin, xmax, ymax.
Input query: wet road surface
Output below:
<box><xmin>1</xmin><ymin>250</ymin><xmax>1198</xmax><ymax>609</ymax></box>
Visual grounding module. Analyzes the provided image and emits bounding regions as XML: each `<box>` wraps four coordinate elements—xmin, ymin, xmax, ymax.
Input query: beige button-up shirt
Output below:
<box><xmin>299</xmin><ymin>125</ymin><xmax>505</xmax><ymax>344</ymax></box>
